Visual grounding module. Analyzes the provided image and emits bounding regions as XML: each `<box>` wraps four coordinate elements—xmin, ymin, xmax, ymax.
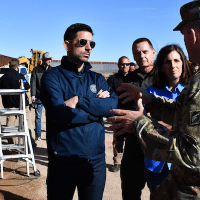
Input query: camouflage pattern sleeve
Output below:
<box><xmin>133</xmin><ymin>73</ymin><xmax>200</xmax><ymax>169</ymax></box>
<box><xmin>132</xmin><ymin>74</ymin><xmax>200</xmax><ymax>199</ymax></box>
<box><xmin>145</xmin><ymin>95</ymin><xmax>176</xmax><ymax>125</ymax></box>
<box><xmin>133</xmin><ymin>115</ymin><xmax>200</xmax><ymax>169</ymax></box>
<box><xmin>174</xmin><ymin>73</ymin><xmax>200</xmax><ymax>142</ymax></box>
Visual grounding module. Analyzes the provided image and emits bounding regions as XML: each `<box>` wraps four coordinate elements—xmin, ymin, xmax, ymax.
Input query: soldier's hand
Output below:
<box><xmin>107</xmin><ymin>99</ymin><xmax>145</xmax><ymax>136</ymax></box>
<box><xmin>117</xmin><ymin>83</ymin><xmax>152</xmax><ymax>105</ymax></box>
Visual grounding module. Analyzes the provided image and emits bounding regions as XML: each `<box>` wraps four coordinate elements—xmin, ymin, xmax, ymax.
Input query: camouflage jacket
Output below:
<box><xmin>133</xmin><ymin>71</ymin><xmax>200</xmax><ymax>199</ymax></box>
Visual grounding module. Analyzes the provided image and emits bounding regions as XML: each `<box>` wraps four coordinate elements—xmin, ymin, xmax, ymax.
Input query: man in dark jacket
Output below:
<box><xmin>30</xmin><ymin>52</ymin><xmax>52</xmax><ymax>141</ymax></box>
<box><xmin>107</xmin><ymin>56</ymin><xmax>133</xmax><ymax>172</ymax></box>
<box><xmin>0</xmin><ymin>58</ymin><xmax>36</xmax><ymax>146</ymax></box>
<box><xmin>41</xmin><ymin>23</ymin><xmax>118</xmax><ymax>200</ymax></box>
<box><xmin>120</xmin><ymin>38</ymin><xmax>156</xmax><ymax>200</ymax></box>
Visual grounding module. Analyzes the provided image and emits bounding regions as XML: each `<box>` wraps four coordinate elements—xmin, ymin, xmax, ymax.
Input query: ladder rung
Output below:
<box><xmin>2</xmin><ymin>144</ymin><xmax>25</xmax><ymax>150</ymax></box>
<box><xmin>0</xmin><ymin>109</ymin><xmax>24</xmax><ymax>116</ymax></box>
<box><xmin>2</xmin><ymin>126</ymin><xmax>19</xmax><ymax>132</ymax></box>
<box><xmin>0</xmin><ymin>89</ymin><xmax>27</xmax><ymax>95</ymax></box>
<box><xmin>0</xmin><ymin>132</ymin><xmax>26</xmax><ymax>137</ymax></box>
<box><xmin>0</xmin><ymin>154</ymin><xmax>32</xmax><ymax>160</ymax></box>
<box><xmin>0</xmin><ymin>82</ymin><xmax>37</xmax><ymax>179</ymax></box>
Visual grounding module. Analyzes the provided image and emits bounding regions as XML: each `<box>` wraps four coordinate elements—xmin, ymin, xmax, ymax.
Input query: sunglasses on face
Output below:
<box><xmin>79</xmin><ymin>39</ymin><xmax>95</xmax><ymax>49</ymax></box>
<box><xmin>68</xmin><ymin>39</ymin><xmax>95</xmax><ymax>49</ymax></box>
<box><xmin>119</xmin><ymin>63</ymin><xmax>130</xmax><ymax>66</ymax></box>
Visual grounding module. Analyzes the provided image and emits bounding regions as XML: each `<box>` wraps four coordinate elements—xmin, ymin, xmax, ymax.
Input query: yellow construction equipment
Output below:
<box><xmin>18</xmin><ymin>56</ymin><xmax>30</xmax><ymax>68</ymax></box>
<box><xmin>18</xmin><ymin>49</ymin><xmax>45</xmax><ymax>72</ymax></box>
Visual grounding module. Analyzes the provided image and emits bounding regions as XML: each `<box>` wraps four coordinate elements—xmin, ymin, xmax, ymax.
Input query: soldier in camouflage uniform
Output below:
<box><xmin>107</xmin><ymin>1</ymin><xmax>200</xmax><ymax>199</ymax></box>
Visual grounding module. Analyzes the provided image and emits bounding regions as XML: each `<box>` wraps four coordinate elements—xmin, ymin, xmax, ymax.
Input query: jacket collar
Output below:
<box><xmin>117</xmin><ymin>70</ymin><xmax>129</xmax><ymax>77</ymax></box>
<box><xmin>61</xmin><ymin>56</ymin><xmax>92</xmax><ymax>74</ymax></box>
<box><xmin>39</xmin><ymin>64</ymin><xmax>49</xmax><ymax>70</ymax></box>
<box><xmin>165</xmin><ymin>83</ymin><xmax>185</xmax><ymax>93</ymax></box>
<box><xmin>134</xmin><ymin>68</ymin><xmax>155</xmax><ymax>78</ymax></box>
<box><xmin>8</xmin><ymin>68</ymin><xmax>18</xmax><ymax>73</ymax></box>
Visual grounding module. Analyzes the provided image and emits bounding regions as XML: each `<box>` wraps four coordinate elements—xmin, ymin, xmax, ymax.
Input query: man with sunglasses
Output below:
<box><xmin>120</xmin><ymin>38</ymin><xmax>156</xmax><ymax>200</ymax></box>
<box><xmin>40</xmin><ymin>23</ymin><xmax>118</xmax><ymax>200</ymax></box>
<box><xmin>107</xmin><ymin>56</ymin><xmax>134</xmax><ymax>172</ymax></box>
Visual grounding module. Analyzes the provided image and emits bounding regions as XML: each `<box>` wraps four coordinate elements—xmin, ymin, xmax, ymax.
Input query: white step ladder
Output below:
<box><xmin>0</xmin><ymin>80</ymin><xmax>38</xmax><ymax>179</ymax></box>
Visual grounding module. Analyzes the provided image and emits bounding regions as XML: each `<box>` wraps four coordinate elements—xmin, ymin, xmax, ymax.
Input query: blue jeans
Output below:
<box><xmin>35</xmin><ymin>99</ymin><xmax>43</xmax><ymax>137</ymax></box>
<box><xmin>143</xmin><ymin>163</ymin><xmax>170</xmax><ymax>200</ymax></box>
<box><xmin>47</xmin><ymin>157</ymin><xmax>106</xmax><ymax>200</ymax></box>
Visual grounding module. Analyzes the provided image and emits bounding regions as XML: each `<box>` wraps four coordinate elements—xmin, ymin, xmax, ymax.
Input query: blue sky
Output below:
<box><xmin>1</xmin><ymin>0</ymin><xmax>191</xmax><ymax>63</ymax></box>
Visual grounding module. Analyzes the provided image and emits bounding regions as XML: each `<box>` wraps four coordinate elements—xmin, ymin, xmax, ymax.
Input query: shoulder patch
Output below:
<box><xmin>90</xmin><ymin>84</ymin><xmax>97</xmax><ymax>93</ymax></box>
<box><xmin>190</xmin><ymin>110</ymin><xmax>200</xmax><ymax>125</ymax></box>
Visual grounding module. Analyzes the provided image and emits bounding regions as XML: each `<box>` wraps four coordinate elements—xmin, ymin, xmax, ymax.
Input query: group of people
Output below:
<box><xmin>108</xmin><ymin>0</ymin><xmax>200</xmax><ymax>200</ymax></box>
<box><xmin>0</xmin><ymin>52</ymin><xmax>53</xmax><ymax>148</ymax></box>
<box><xmin>1</xmin><ymin>0</ymin><xmax>200</xmax><ymax>200</ymax></box>
<box><xmin>41</xmin><ymin>0</ymin><xmax>200</xmax><ymax>198</ymax></box>
<box><xmin>107</xmin><ymin>37</ymin><xmax>194</xmax><ymax>199</ymax></box>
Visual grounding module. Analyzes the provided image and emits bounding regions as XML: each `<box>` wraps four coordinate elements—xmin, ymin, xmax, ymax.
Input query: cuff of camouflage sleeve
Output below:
<box><xmin>133</xmin><ymin>115</ymin><xmax>150</xmax><ymax>139</ymax></box>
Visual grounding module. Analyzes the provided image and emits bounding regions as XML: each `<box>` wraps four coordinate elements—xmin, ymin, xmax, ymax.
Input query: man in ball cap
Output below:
<box><xmin>174</xmin><ymin>0</ymin><xmax>200</xmax><ymax>64</ymax></box>
<box><xmin>30</xmin><ymin>52</ymin><xmax>52</xmax><ymax>142</ymax></box>
<box><xmin>107</xmin><ymin>1</ymin><xmax>200</xmax><ymax>199</ymax></box>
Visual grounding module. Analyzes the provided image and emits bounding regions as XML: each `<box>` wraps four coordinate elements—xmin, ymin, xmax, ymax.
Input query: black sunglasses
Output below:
<box><xmin>119</xmin><ymin>63</ymin><xmax>130</xmax><ymax>66</ymax></box>
<box><xmin>68</xmin><ymin>39</ymin><xmax>95</xmax><ymax>49</ymax></box>
<box><xmin>79</xmin><ymin>39</ymin><xmax>95</xmax><ymax>49</ymax></box>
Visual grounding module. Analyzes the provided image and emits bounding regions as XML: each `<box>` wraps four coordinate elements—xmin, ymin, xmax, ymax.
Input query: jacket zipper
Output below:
<box><xmin>79</xmin><ymin>75</ymin><xmax>90</xmax><ymax>161</ymax></box>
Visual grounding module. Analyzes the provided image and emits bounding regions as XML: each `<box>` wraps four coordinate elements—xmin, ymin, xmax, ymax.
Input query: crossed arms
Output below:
<box><xmin>65</xmin><ymin>89</ymin><xmax>110</xmax><ymax>108</ymax></box>
<box><xmin>41</xmin><ymin>72</ymin><xmax>118</xmax><ymax>125</ymax></box>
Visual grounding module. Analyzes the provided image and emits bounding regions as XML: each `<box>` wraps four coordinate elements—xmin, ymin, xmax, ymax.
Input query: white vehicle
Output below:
<box><xmin>0</xmin><ymin>65</ymin><xmax>31</xmax><ymax>84</ymax></box>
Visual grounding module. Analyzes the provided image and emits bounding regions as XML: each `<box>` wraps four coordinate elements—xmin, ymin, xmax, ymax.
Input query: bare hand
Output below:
<box><xmin>117</xmin><ymin>83</ymin><xmax>152</xmax><ymax>105</ymax></box>
<box><xmin>107</xmin><ymin>99</ymin><xmax>145</xmax><ymax>136</ymax></box>
<box><xmin>96</xmin><ymin>89</ymin><xmax>110</xmax><ymax>98</ymax></box>
<box><xmin>31</xmin><ymin>97</ymin><xmax>36</xmax><ymax>102</ymax></box>
<box><xmin>65</xmin><ymin>96</ymin><xmax>79</xmax><ymax>108</ymax></box>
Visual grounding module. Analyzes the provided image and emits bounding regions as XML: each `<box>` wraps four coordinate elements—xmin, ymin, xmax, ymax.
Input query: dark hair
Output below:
<box><xmin>130</xmin><ymin>62</ymin><xmax>136</xmax><ymax>66</ymax></box>
<box><xmin>153</xmin><ymin>44</ymin><xmax>192</xmax><ymax>89</ymax></box>
<box><xmin>118</xmin><ymin>56</ymin><xmax>129</xmax><ymax>63</ymax></box>
<box><xmin>9</xmin><ymin>58</ymin><xmax>19</xmax><ymax>68</ymax></box>
<box><xmin>186</xmin><ymin>20</ymin><xmax>200</xmax><ymax>32</ymax></box>
<box><xmin>132</xmin><ymin>38</ymin><xmax>153</xmax><ymax>50</ymax></box>
<box><xmin>190</xmin><ymin>62</ymin><xmax>200</xmax><ymax>74</ymax></box>
<box><xmin>191</xmin><ymin>62</ymin><xmax>199</xmax><ymax>67</ymax></box>
<box><xmin>64</xmin><ymin>23</ymin><xmax>94</xmax><ymax>41</ymax></box>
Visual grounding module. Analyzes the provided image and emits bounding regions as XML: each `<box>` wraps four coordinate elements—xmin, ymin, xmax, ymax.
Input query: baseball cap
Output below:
<box><xmin>42</xmin><ymin>52</ymin><xmax>52</xmax><ymax>60</ymax></box>
<box><xmin>173</xmin><ymin>0</ymin><xmax>200</xmax><ymax>31</ymax></box>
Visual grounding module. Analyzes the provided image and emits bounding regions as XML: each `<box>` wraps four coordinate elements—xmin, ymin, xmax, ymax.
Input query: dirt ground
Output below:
<box><xmin>0</xmin><ymin>94</ymin><xmax>150</xmax><ymax>200</ymax></box>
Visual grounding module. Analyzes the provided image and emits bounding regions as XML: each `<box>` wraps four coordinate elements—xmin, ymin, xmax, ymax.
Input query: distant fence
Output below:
<box><xmin>51</xmin><ymin>61</ymin><xmax>118</xmax><ymax>75</ymax></box>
